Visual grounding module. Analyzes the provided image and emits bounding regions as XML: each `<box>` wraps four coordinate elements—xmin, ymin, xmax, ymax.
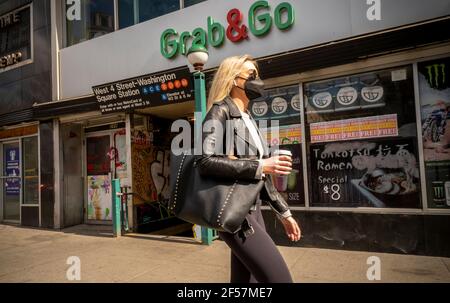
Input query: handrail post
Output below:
<box><xmin>112</xmin><ymin>179</ymin><xmax>121</xmax><ymax>237</ymax></box>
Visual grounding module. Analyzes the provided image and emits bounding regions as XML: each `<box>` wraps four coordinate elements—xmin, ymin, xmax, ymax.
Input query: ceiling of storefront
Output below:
<box><xmin>136</xmin><ymin>101</ymin><xmax>194</xmax><ymax>120</ymax></box>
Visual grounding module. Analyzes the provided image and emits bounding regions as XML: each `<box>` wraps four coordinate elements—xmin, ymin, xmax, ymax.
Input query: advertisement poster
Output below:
<box><xmin>87</xmin><ymin>175</ymin><xmax>112</xmax><ymax>221</ymax></box>
<box><xmin>272</xmin><ymin>144</ymin><xmax>304</xmax><ymax>206</ymax></box>
<box><xmin>259</xmin><ymin>124</ymin><xmax>302</xmax><ymax>146</ymax></box>
<box><xmin>250</xmin><ymin>85</ymin><xmax>300</xmax><ymax>121</ymax></box>
<box><xmin>92</xmin><ymin>67</ymin><xmax>193</xmax><ymax>114</ymax></box>
<box><xmin>113</xmin><ymin>129</ymin><xmax>127</xmax><ymax>180</ymax></box>
<box><xmin>310</xmin><ymin>114</ymin><xmax>398</xmax><ymax>143</ymax></box>
<box><xmin>5</xmin><ymin>147</ymin><xmax>20</xmax><ymax>196</ymax></box>
<box><xmin>309</xmin><ymin>138</ymin><xmax>421</xmax><ymax>208</ymax></box>
<box><xmin>305</xmin><ymin>70</ymin><xmax>388</xmax><ymax>114</ymax></box>
<box><xmin>418</xmin><ymin>57</ymin><xmax>450</xmax><ymax>208</ymax></box>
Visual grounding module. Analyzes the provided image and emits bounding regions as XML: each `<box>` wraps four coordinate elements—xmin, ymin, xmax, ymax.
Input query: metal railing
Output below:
<box><xmin>112</xmin><ymin>179</ymin><xmax>218</xmax><ymax>244</ymax></box>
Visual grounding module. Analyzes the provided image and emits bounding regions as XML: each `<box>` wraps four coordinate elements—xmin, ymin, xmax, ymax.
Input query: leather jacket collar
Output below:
<box><xmin>222</xmin><ymin>96</ymin><xmax>270</xmax><ymax>158</ymax></box>
<box><xmin>223</xmin><ymin>96</ymin><xmax>244</xmax><ymax>118</ymax></box>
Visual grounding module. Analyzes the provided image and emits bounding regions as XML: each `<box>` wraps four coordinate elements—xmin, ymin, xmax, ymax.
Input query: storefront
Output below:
<box><xmin>39</xmin><ymin>0</ymin><xmax>450</xmax><ymax>255</ymax></box>
<box><xmin>0</xmin><ymin>1</ymin><xmax>55</xmax><ymax>228</ymax></box>
<box><xmin>0</xmin><ymin>124</ymin><xmax>40</xmax><ymax>226</ymax></box>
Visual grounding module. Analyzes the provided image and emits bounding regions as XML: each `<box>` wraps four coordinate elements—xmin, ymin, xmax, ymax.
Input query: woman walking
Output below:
<box><xmin>197</xmin><ymin>55</ymin><xmax>301</xmax><ymax>283</ymax></box>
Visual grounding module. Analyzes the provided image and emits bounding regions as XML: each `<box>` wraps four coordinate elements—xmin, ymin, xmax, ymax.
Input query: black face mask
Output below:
<box><xmin>236</xmin><ymin>74</ymin><xmax>265</xmax><ymax>100</ymax></box>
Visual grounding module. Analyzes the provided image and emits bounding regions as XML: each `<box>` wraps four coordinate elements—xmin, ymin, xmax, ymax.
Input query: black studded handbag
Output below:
<box><xmin>168</xmin><ymin>150</ymin><xmax>265</xmax><ymax>234</ymax></box>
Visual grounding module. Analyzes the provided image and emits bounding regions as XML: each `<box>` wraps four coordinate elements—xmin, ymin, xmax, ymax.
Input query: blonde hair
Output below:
<box><xmin>207</xmin><ymin>54</ymin><xmax>258</xmax><ymax>110</ymax></box>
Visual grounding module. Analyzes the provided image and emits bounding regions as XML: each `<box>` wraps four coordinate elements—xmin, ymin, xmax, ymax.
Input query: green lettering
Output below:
<box><xmin>191</xmin><ymin>27</ymin><xmax>207</xmax><ymax>49</ymax></box>
<box><xmin>160</xmin><ymin>28</ymin><xmax>179</xmax><ymax>59</ymax></box>
<box><xmin>274</xmin><ymin>2</ymin><xmax>294</xmax><ymax>30</ymax></box>
<box><xmin>434</xmin><ymin>64</ymin><xmax>440</xmax><ymax>87</ymax></box>
<box><xmin>207</xmin><ymin>17</ymin><xmax>225</xmax><ymax>47</ymax></box>
<box><xmin>179</xmin><ymin>31</ymin><xmax>192</xmax><ymax>55</ymax></box>
<box><xmin>426</xmin><ymin>65</ymin><xmax>433</xmax><ymax>86</ymax></box>
<box><xmin>249</xmin><ymin>0</ymin><xmax>272</xmax><ymax>37</ymax></box>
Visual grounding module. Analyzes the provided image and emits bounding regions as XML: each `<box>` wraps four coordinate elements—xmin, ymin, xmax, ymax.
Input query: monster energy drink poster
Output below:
<box><xmin>419</xmin><ymin>57</ymin><xmax>450</xmax><ymax>208</ymax></box>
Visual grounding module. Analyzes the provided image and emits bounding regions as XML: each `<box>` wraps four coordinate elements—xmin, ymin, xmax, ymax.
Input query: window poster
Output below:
<box><xmin>113</xmin><ymin>129</ymin><xmax>127</xmax><ymax>180</ymax></box>
<box><xmin>250</xmin><ymin>85</ymin><xmax>300</xmax><ymax>123</ymax></box>
<box><xmin>305</xmin><ymin>66</ymin><xmax>421</xmax><ymax>208</ymax></box>
<box><xmin>271</xmin><ymin>144</ymin><xmax>304</xmax><ymax>206</ymax></box>
<box><xmin>87</xmin><ymin>175</ymin><xmax>112</xmax><ymax>221</ymax></box>
<box><xmin>305</xmin><ymin>71</ymin><xmax>386</xmax><ymax>114</ymax></box>
<box><xmin>419</xmin><ymin>57</ymin><xmax>450</xmax><ymax>208</ymax></box>
<box><xmin>309</xmin><ymin>138</ymin><xmax>421</xmax><ymax>208</ymax></box>
<box><xmin>5</xmin><ymin>147</ymin><xmax>20</xmax><ymax>196</ymax></box>
<box><xmin>310</xmin><ymin>114</ymin><xmax>398</xmax><ymax>143</ymax></box>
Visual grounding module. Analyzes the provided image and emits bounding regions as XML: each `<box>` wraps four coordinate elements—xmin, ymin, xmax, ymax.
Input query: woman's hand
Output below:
<box><xmin>281</xmin><ymin>216</ymin><xmax>301</xmax><ymax>242</ymax></box>
<box><xmin>262</xmin><ymin>156</ymin><xmax>292</xmax><ymax>175</ymax></box>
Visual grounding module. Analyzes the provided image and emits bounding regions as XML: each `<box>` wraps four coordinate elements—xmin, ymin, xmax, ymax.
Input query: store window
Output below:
<box><xmin>184</xmin><ymin>0</ymin><xmax>207</xmax><ymax>8</ymax></box>
<box><xmin>304</xmin><ymin>66</ymin><xmax>422</xmax><ymax>208</ymax></box>
<box><xmin>1</xmin><ymin>135</ymin><xmax>39</xmax><ymax>222</ymax></box>
<box><xmin>118</xmin><ymin>0</ymin><xmax>180</xmax><ymax>29</ymax></box>
<box><xmin>22</xmin><ymin>137</ymin><xmax>39</xmax><ymax>205</ymax></box>
<box><xmin>65</xmin><ymin>0</ymin><xmax>115</xmax><ymax>47</ymax></box>
<box><xmin>249</xmin><ymin>85</ymin><xmax>305</xmax><ymax>206</ymax></box>
<box><xmin>418</xmin><ymin>57</ymin><xmax>450</xmax><ymax>209</ymax></box>
<box><xmin>86</xmin><ymin>135</ymin><xmax>111</xmax><ymax>176</ymax></box>
<box><xmin>0</xmin><ymin>5</ymin><xmax>32</xmax><ymax>71</ymax></box>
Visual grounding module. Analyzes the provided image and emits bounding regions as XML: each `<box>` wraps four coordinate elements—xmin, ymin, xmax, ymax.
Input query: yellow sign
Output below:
<box><xmin>310</xmin><ymin>114</ymin><xmax>398</xmax><ymax>143</ymax></box>
<box><xmin>260</xmin><ymin>124</ymin><xmax>302</xmax><ymax>146</ymax></box>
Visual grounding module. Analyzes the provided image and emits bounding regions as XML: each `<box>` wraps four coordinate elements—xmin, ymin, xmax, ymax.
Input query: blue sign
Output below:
<box><xmin>5</xmin><ymin>147</ymin><xmax>20</xmax><ymax>196</ymax></box>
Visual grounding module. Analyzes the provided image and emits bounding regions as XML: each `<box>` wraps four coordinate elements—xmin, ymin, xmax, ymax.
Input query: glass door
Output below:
<box><xmin>85</xmin><ymin>134</ymin><xmax>112</xmax><ymax>223</ymax></box>
<box><xmin>2</xmin><ymin>142</ymin><xmax>21</xmax><ymax>222</ymax></box>
<box><xmin>22</xmin><ymin>137</ymin><xmax>39</xmax><ymax>206</ymax></box>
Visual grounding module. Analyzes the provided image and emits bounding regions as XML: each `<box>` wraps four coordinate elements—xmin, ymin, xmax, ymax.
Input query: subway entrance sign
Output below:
<box><xmin>92</xmin><ymin>67</ymin><xmax>193</xmax><ymax>114</ymax></box>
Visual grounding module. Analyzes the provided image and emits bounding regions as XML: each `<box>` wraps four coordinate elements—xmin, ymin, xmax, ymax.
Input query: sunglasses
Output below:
<box><xmin>236</xmin><ymin>71</ymin><xmax>258</xmax><ymax>81</ymax></box>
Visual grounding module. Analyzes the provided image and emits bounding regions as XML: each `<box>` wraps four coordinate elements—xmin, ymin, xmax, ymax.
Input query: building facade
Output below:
<box><xmin>1</xmin><ymin>0</ymin><xmax>450</xmax><ymax>257</ymax></box>
<box><xmin>0</xmin><ymin>0</ymin><xmax>56</xmax><ymax>228</ymax></box>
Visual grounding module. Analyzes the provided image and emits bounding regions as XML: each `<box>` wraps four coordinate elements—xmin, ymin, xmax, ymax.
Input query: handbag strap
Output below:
<box><xmin>216</xmin><ymin>180</ymin><xmax>238</xmax><ymax>228</ymax></box>
<box><xmin>169</xmin><ymin>152</ymin><xmax>188</xmax><ymax>212</ymax></box>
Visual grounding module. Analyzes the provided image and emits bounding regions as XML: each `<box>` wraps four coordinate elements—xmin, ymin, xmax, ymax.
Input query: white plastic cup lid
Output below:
<box><xmin>273</xmin><ymin>149</ymin><xmax>292</xmax><ymax>157</ymax></box>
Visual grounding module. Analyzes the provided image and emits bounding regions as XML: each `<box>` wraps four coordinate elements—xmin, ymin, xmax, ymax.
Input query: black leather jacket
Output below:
<box><xmin>196</xmin><ymin>96</ymin><xmax>292</xmax><ymax>219</ymax></box>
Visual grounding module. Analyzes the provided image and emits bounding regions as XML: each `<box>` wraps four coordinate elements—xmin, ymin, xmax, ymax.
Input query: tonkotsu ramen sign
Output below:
<box><xmin>92</xmin><ymin>67</ymin><xmax>193</xmax><ymax>114</ymax></box>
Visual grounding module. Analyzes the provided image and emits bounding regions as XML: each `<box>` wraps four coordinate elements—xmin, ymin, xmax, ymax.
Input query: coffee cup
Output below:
<box><xmin>273</xmin><ymin>149</ymin><xmax>292</xmax><ymax>158</ymax></box>
<box><xmin>275</xmin><ymin>174</ymin><xmax>289</xmax><ymax>192</ymax></box>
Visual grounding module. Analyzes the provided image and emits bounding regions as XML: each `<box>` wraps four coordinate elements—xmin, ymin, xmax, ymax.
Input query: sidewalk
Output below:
<box><xmin>0</xmin><ymin>224</ymin><xmax>449</xmax><ymax>283</ymax></box>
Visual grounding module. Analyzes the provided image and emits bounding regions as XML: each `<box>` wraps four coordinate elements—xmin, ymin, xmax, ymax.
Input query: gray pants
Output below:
<box><xmin>218</xmin><ymin>201</ymin><xmax>294</xmax><ymax>283</ymax></box>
